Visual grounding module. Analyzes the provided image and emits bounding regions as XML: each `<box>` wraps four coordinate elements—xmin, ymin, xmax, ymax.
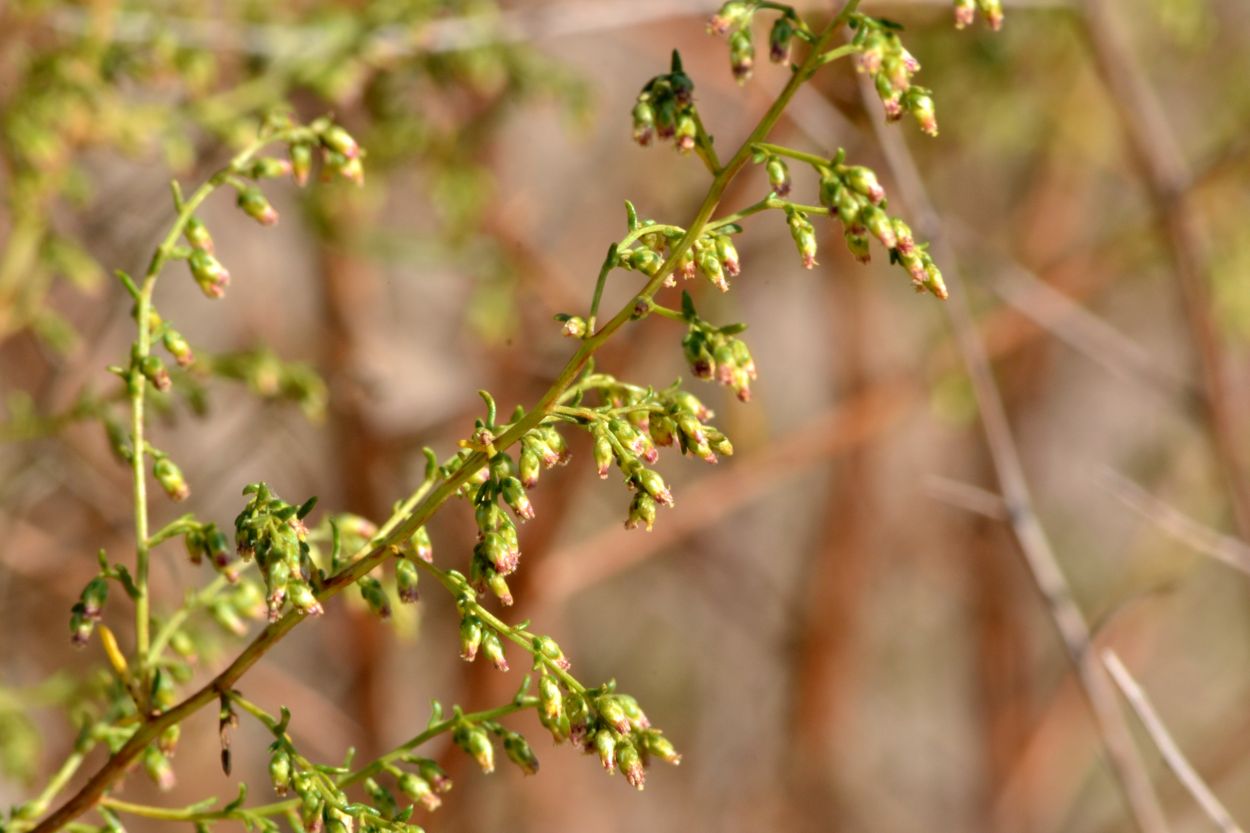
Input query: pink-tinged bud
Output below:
<box><xmin>858</xmin><ymin>37</ymin><xmax>886</xmax><ymax>74</ymax></box>
<box><xmin>539</xmin><ymin>675</ymin><xmax>563</xmax><ymax>721</ymax></box>
<box><xmin>859</xmin><ymin>205</ymin><xmax>897</xmax><ymax>249</ymax></box>
<box><xmin>954</xmin><ymin>0</ymin><xmax>976</xmax><ymax>28</ymax></box>
<box><xmin>321</xmin><ymin>125</ymin><xmax>360</xmax><ymax>159</ymax></box>
<box><xmin>459</xmin><ymin>616</ymin><xmax>483</xmax><ymax>661</ymax></box>
<box><xmin>476</xmin><ymin>532</ymin><xmax>514</xmax><ymax>574</ymax></box>
<box><xmin>188</xmin><ymin>249</ymin><xmax>230</xmax><ymax>298</ymax></box>
<box><xmin>396</xmin><ymin>557</ymin><xmax>420</xmax><ymax>603</ymax></box>
<box><xmin>143</xmin><ymin>746</ymin><xmax>176</xmax><ymax>791</ymax></box>
<box><xmin>786</xmin><ymin>209</ymin><xmax>818</xmax><ymax>269</ymax></box>
<box><xmin>153</xmin><ymin>456</ymin><xmax>189</xmax><ymax>501</ymax></box>
<box><xmin>674</xmin><ymin>113</ymin><xmax>697</xmax><ymax>154</ymax></box>
<box><xmin>845</xmin><ymin>227</ymin><xmax>872</xmax><ymax>264</ymax></box>
<box><xmin>69</xmin><ymin>603</ymin><xmax>93</xmax><ymax>646</ymax></box>
<box><xmin>625</xmin><ymin>492</ymin><xmax>657</xmax><ymax>531</ymax></box>
<box><xmin>598</xmin><ymin>697</ymin><xmax>632</xmax><ymax>735</ymax></box>
<box><xmin>410</xmin><ymin>526</ymin><xmax>433</xmax><ymax>562</ymax></box>
<box><xmin>729</xmin><ymin>29</ymin><xmax>754</xmax><ymax>84</ymax></box>
<box><xmin>237</xmin><ymin>188</ymin><xmax>278</xmax><ymax>226</ymax></box>
<box><xmin>708</xmin><ymin>1</ymin><xmax>751</xmax><ymax>36</ymax></box>
<box><xmin>290</xmin><ymin>143</ymin><xmax>313</xmax><ymax>186</ymax></box>
<box><xmin>454</xmin><ymin>726</ymin><xmax>495</xmax><ymax>774</ymax></box>
<box><xmin>504</xmin><ymin>733</ymin><xmax>539</xmax><ymax>775</ymax></box>
<box><xmin>769</xmin><ymin>17</ymin><xmax>795</xmax><ymax>64</ymax></box>
<box><xmin>891</xmin><ymin>219</ymin><xmax>916</xmax><ymax>254</ymax></box>
<box><xmin>269</xmin><ymin>748</ymin><xmax>292</xmax><ymax>795</ymax></box>
<box><xmin>715</xmin><ymin>235</ymin><xmax>741</xmax><ymax>277</ymax></box>
<box><xmin>632</xmin><ymin>98</ymin><xmax>656</xmax><ymax>146</ymax></box>
<box><xmin>162</xmin><ymin>329</ymin><xmax>194</xmax><ymax>368</ymax></box>
<box><xmin>616</xmin><ymin>741</ymin><xmax>646</xmax><ymax>790</ymax></box>
<box><xmin>184</xmin><ymin>216</ymin><xmax>213</xmax><ymax>252</ymax></box>
<box><xmin>843</xmin><ymin>166</ymin><xmax>886</xmax><ymax>204</ymax></box>
<box><xmin>481</xmin><ymin>630</ymin><xmax>508</xmax><ymax>671</ymax></box>
<box><xmin>287</xmin><ymin>581</ymin><xmax>324</xmax><ymax>616</ymax></box>
<box><xmin>397</xmin><ymin>773</ymin><xmax>440</xmax><ymax>811</ymax></box>
<box><xmin>501</xmin><ymin>477</ymin><xmax>535</xmax><ymax>521</ymax></box>
<box><xmin>697</xmin><ymin>248</ymin><xmax>729</xmax><ymax>292</ymax></box>
<box><xmin>980</xmin><ymin>0</ymin><xmax>1004</xmax><ymax>30</ymax></box>
<box><xmin>560</xmin><ymin>315</ymin><xmax>588</xmax><ymax>338</ymax></box>
<box><xmin>908</xmin><ymin>91</ymin><xmax>939</xmax><ymax>137</ymax></box>
<box><xmin>766</xmin><ymin>156</ymin><xmax>791</xmax><ymax>197</ymax></box>
<box><xmin>923</xmin><ymin>258</ymin><xmax>949</xmax><ymax>300</ymax></box>
<box><xmin>484</xmin><ymin>567</ymin><xmax>513</xmax><ymax>606</ymax></box>
<box><xmin>139</xmin><ymin>354</ymin><xmax>172</xmax><ymax>393</ymax></box>
<box><xmin>247</xmin><ymin>157</ymin><xmax>292</xmax><ymax>179</ymax></box>
<box><xmin>358</xmin><ymin>576</ymin><xmax>391</xmax><ymax>620</ymax></box>
<box><xmin>643</xmin><ymin>731</ymin><xmax>682</xmax><ymax>765</ymax></box>
<box><xmin>416</xmin><ymin>759</ymin><xmax>453</xmax><ymax>793</ymax></box>
<box><xmin>79</xmin><ymin>577</ymin><xmax>108</xmax><ymax>620</ymax></box>
<box><xmin>593</xmin><ymin>429</ymin><xmax>614</xmax><ymax>478</ymax></box>
<box><xmin>594</xmin><ymin>730</ymin><xmax>617</xmax><ymax>773</ymax></box>
<box><xmin>519</xmin><ymin>448</ymin><xmax>541</xmax><ymax>489</ymax></box>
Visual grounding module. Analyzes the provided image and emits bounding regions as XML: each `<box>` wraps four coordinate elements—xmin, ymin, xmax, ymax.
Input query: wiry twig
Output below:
<box><xmin>1078</xmin><ymin>0</ymin><xmax>1250</xmax><ymax>541</ymax></box>
<box><xmin>1099</xmin><ymin>470</ymin><xmax>1250</xmax><ymax>577</ymax></box>
<box><xmin>1101</xmin><ymin>651</ymin><xmax>1246</xmax><ymax>833</ymax></box>
<box><xmin>851</xmin><ymin>66</ymin><xmax>1170</xmax><ymax>833</ymax></box>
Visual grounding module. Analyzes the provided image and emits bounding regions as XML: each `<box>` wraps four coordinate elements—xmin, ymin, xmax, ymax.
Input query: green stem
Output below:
<box><xmin>29</xmin><ymin>7</ymin><xmax>861</xmax><ymax>829</ymax></box>
<box><xmin>753</xmin><ymin>142</ymin><xmax>831</xmax><ymax>169</ymax></box>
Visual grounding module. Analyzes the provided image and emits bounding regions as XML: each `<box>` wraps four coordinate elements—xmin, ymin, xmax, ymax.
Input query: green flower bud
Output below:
<box><xmin>397</xmin><ymin>773</ymin><xmax>440</xmax><ymax>811</ymax></box>
<box><xmin>714</xmin><ymin>234</ymin><xmax>741</xmax><ymax>277</ymax></box>
<box><xmin>845</xmin><ymin>227</ymin><xmax>872</xmax><ymax>264</ymax></box>
<box><xmin>708</xmin><ymin>1</ymin><xmax>752</xmax><ymax>36</ymax></box>
<box><xmin>978</xmin><ymin>0</ymin><xmax>1004</xmax><ymax>30</ymax></box>
<box><xmin>184</xmin><ymin>216</ymin><xmax>213</xmax><ymax>252</ymax></box>
<box><xmin>859</xmin><ymin>204</ymin><xmax>897</xmax><ymax>249</ymax></box>
<box><xmin>153</xmin><ymin>456</ymin><xmax>189</xmax><ymax>501</ymax></box>
<box><xmin>415</xmin><ymin>759</ymin><xmax>452</xmax><ymax>793</ymax></box>
<box><xmin>769</xmin><ymin>16</ymin><xmax>795</xmax><ymax>64</ymax></box>
<box><xmin>158</xmin><ymin>724</ymin><xmax>180</xmax><ymax>756</ymax></box>
<box><xmin>453</xmin><ymin>725</ymin><xmax>494</xmax><ymax>774</ymax></box>
<box><xmin>481</xmin><ymin>630</ymin><xmax>508</xmax><ymax>671</ymax></box>
<box><xmin>358</xmin><ymin>577</ymin><xmax>391</xmax><ymax>620</ymax></box>
<box><xmin>539</xmin><ymin>675</ymin><xmax>563</xmax><ymax>721</ymax></box>
<box><xmin>69</xmin><ymin>602</ymin><xmax>94</xmax><ymax>647</ymax></box>
<box><xmin>594</xmin><ymin>729</ymin><xmax>617</xmax><ymax>772</ymax></box>
<box><xmin>290</xmin><ymin>142</ymin><xmax>314</xmax><ymax>186</ymax></box>
<box><xmin>906</xmin><ymin>88</ymin><xmax>939</xmax><ymax>137</ymax></box>
<box><xmin>188</xmin><ymin>249</ymin><xmax>230</xmax><ymax>298</ymax></box>
<box><xmin>560</xmin><ymin>315</ymin><xmax>588</xmax><ymax>339</ymax></box>
<box><xmin>634</xmin><ymin>468</ymin><xmax>674</xmax><ymax>507</ymax></box>
<box><xmin>628</xmin><ymin>246</ymin><xmax>663</xmax><ymax>276</ymax></box>
<box><xmin>237</xmin><ymin>188</ymin><xmax>278</xmax><ymax>226</ymax></box>
<box><xmin>79</xmin><ymin>576</ymin><xmax>108</xmax><ymax>620</ymax></box>
<box><xmin>642</xmin><ymin>731</ymin><xmax>683</xmax><ymax>765</ymax></box>
<box><xmin>729</xmin><ymin>29</ymin><xmax>755</xmax><ymax>83</ymax></box>
<box><xmin>503</xmin><ymin>733</ymin><xmax>539</xmax><ymax>776</ymax></box>
<box><xmin>396</xmin><ymin>558</ymin><xmax>420</xmax><ymax>604</ymax></box>
<box><xmin>246</xmin><ymin>157</ymin><xmax>292</xmax><ymax>179</ymax></box>
<box><xmin>143</xmin><ymin>744</ymin><xmax>175</xmax><ymax>791</ymax></box>
<box><xmin>766</xmin><ymin>156</ymin><xmax>791</xmax><ymax>197</ymax></box>
<box><xmin>287</xmin><ymin>581</ymin><xmax>324</xmax><ymax>616</ymax></box>
<box><xmin>162</xmin><ymin>328</ymin><xmax>194</xmax><ymax>368</ymax></box>
<box><xmin>597</xmin><ymin>696</ymin><xmax>631</xmax><ymax>735</ymax></box>
<box><xmin>954</xmin><ymin>0</ymin><xmax>976</xmax><ymax>28</ymax></box>
<box><xmin>786</xmin><ymin>209</ymin><xmax>817</xmax><ymax>269</ymax></box>
<box><xmin>593</xmin><ymin>427</ymin><xmax>614</xmax><ymax>478</ymax></box>
<box><xmin>535</xmin><ymin>635</ymin><xmax>570</xmax><ymax>668</ymax></box>
<box><xmin>150</xmin><ymin>669</ymin><xmax>176</xmax><ymax>712</ymax></box>
<box><xmin>486</xmin><ymin>568</ymin><xmax>513</xmax><ymax>606</ymax></box>
<box><xmin>459</xmin><ymin>616</ymin><xmax>483</xmax><ymax>662</ymax></box>
<box><xmin>697</xmin><ymin>246</ymin><xmax>728</xmax><ymax>292</ymax></box>
<box><xmin>320</xmin><ymin>125</ymin><xmax>361</xmax><ymax>159</ymax></box>
<box><xmin>269</xmin><ymin>748</ymin><xmax>292</xmax><ymax>795</ymax></box>
<box><xmin>674</xmin><ymin>112</ymin><xmax>697</xmax><ymax>154</ymax></box>
<box><xmin>410</xmin><ymin>526</ymin><xmax>433</xmax><ymax>563</ymax></box>
<box><xmin>500</xmin><ymin>476</ymin><xmax>535</xmax><ymax>521</ymax></box>
<box><xmin>616</xmin><ymin>740</ymin><xmax>645</xmax><ymax>790</ymax></box>
<box><xmin>843</xmin><ymin>165</ymin><xmax>885</xmax><ymax>204</ymax></box>
<box><xmin>625</xmin><ymin>492</ymin><xmax>657</xmax><ymax>532</ymax></box>
<box><xmin>632</xmin><ymin>98</ymin><xmax>656</xmax><ymax>146</ymax></box>
<box><xmin>518</xmin><ymin>448</ymin><xmax>542</xmax><ymax>490</ymax></box>
<box><xmin>139</xmin><ymin>354</ymin><xmax>172</xmax><ymax>393</ymax></box>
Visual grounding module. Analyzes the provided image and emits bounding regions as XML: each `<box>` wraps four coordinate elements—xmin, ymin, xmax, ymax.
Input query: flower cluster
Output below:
<box><xmin>680</xmin><ymin>297</ymin><xmax>758</xmax><ymax>402</ymax></box>
<box><xmin>183</xmin><ymin>519</ymin><xmax>240</xmax><ymax>582</ymax></box>
<box><xmin>851</xmin><ymin>16</ymin><xmax>938</xmax><ymax>137</ymax></box>
<box><xmin>233</xmin><ymin>484</ymin><xmax>322</xmax><ymax>620</ymax></box>
<box><xmin>707</xmin><ymin>1</ymin><xmax>806</xmax><ymax>82</ymax></box>
<box><xmin>954</xmin><ymin>0</ymin><xmax>1004</xmax><ymax>31</ymax></box>
<box><xmin>617</xmin><ymin>222</ymin><xmax>743</xmax><ymax>294</ymax></box>
<box><xmin>630</xmin><ymin>52</ymin><xmax>699</xmax><ymax>152</ymax></box>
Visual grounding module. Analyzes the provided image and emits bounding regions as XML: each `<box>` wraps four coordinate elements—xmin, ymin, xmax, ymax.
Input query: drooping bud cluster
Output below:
<box><xmin>708</xmin><ymin>2</ymin><xmax>805</xmax><ymax>83</ymax></box>
<box><xmin>183</xmin><ymin>520</ymin><xmax>239</xmax><ymax>581</ymax></box>
<box><xmin>850</xmin><ymin>15</ymin><xmax>938</xmax><ymax>137</ymax></box>
<box><xmin>618</xmin><ymin>220</ymin><xmax>743</xmax><ymax>293</ymax></box>
<box><xmin>814</xmin><ymin>154</ymin><xmax>947</xmax><ymax>299</ymax></box>
<box><xmin>534</xmin><ymin>677</ymin><xmax>682</xmax><ymax>791</ymax></box>
<box><xmin>953</xmin><ymin>0</ymin><xmax>1003</xmax><ymax>31</ymax></box>
<box><xmin>68</xmin><ymin>576</ymin><xmax>109</xmax><ymax>647</ymax></box>
<box><xmin>233</xmin><ymin>483</ymin><xmax>322</xmax><ymax>621</ymax></box>
<box><xmin>681</xmin><ymin>318</ymin><xmax>757</xmax><ymax>402</ymax></box>
<box><xmin>631</xmin><ymin>52</ymin><xmax>699</xmax><ymax>152</ymax></box>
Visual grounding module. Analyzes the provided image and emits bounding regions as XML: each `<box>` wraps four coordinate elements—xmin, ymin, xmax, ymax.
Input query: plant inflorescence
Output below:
<box><xmin>4</xmin><ymin>2</ymin><xmax>994</xmax><ymax>832</ymax></box>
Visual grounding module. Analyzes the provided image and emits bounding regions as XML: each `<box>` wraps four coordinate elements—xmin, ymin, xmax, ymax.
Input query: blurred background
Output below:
<box><xmin>4</xmin><ymin>1</ymin><xmax>1250</xmax><ymax>832</ymax></box>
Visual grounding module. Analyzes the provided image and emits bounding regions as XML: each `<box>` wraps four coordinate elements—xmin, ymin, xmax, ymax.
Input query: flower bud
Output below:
<box><xmin>153</xmin><ymin>456</ymin><xmax>189</xmax><ymax>501</ymax></box>
<box><xmin>859</xmin><ymin>204</ymin><xmax>897</xmax><ymax>249</ymax></box>
<box><xmin>143</xmin><ymin>745</ymin><xmax>176</xmax><ymax>791</ymax></box>
<box><xmin>923</xmin><ymin>258</ymin><xmax>949</xmax><ymax>300</ymax></box>
<box><xmin>453</xmin><ymin>725</ymin><xmax>495</xmax><ymax>774</ymax></box>
<box><xmin>708</xmin><ymin>1</ymin><xmax>751</xmax><ymax>36</ymax></box>
<box><xmin>635</xmin><ymin>469</ymin><xmax>674</xmax><ymax>507</ymax></box>
<box><xmin>597</xmin><ymin>697</ymin><xmax>631</xmax><ymax>735</ymax></box>
<box><xmin>69</xmin><ymin>603</ymin><xmax>94</xmax><ymax>647</ymax></box>
<box><xmin>516</xmin><ymin>447</ymin><xmax>543</xmax><ymax>487</ymax></box>
<box><xmin>415</xmin><ymin>759</ymin><xmax>452</xmax><ymax>793</ymax></box>
<box><xmin>715</xmin><ymin>235</ymin><xmax>741</xmax><ymax>277</ymax></box>
<box><xmin>486</xmin><ymin>568</ymin><xmax>513</xmax><ymax>606</ymax></box>
<box><xmin>642</xmin><ymin>731</ymin><xmax>682</xmax><ymax>765</ymax></box>
<box><xmin>979</xmin><ymin>0</ymin><xmax>1004</xmax><ymax>30</ymax></box>
<box><xmin>954</xmin><ymin>0</ymin><xmax>976</xmax><ymax>28</ymax></box>
<box><xmin>535</xmin><ymin>635</ymin><xmax>570</xmax><ymax>669</ymax></box>
<box><xmin>396</xmin><ymin>558</ymin><xmax>420</xmax><ymax>603</ymax></box>
<box><xmin>237</xmin><ymin>188</ymin><xmax>279</xmax><ymax>226</ymax></box>
<box><xmin>247</xmin><ymin>157</ymin><xmax>292</xmax><ymax>179</ymax></box>
<box><xmin>906</xmin><ymin>89</ymin><xmax>939</xmax><ymax>137</ymax></box>
<box><xmin>481</xmin><ymin>630</ymin><xmax>508</xmax><ymax>671</ymax></box>
<box><xmin>397</xmin><ymin>773</ymin><xmax>440</xmax><ymax>811</ymax></box>
<box><xmin>728</xmin><ymin>29</ymin><xmax>754</xmax><ymax>83</ymax></box>
<box><xmin>158</xmin><ymin>724</ymin><xmax>180</xmax><ymax>756</ymax></box>
<box><xmin>539</xmin><ymin>675</ymin><xmax>563</xmax><ymax>721</ymax></box>
<box><xmin>631</xmin><ymin>98</ymin><xmax>656</xmax><ymax>146</ymax></box>
<box><xmin>162</xmin><ymin>329</ymin><xmax>194</xmax><ymax>368</ymax></box>
<box><xmin>697</xmin><ymin>247</ymin><xmax>728</xmax><ymax>292</ymax></box>
<box><xmin>459</xmin><ymin>616</ymin><xmax>483</xmax><ymax>662</ymax></box>
<box><xmin>843</xmin><ymin>165</ymin><xmax>886</xmax><ymax>204</ymax></box>
<box><xmin>769</xmin><ymin>17</ymin><xmax>795</xmax><ymax>64</ymax></box>
<box><xmin>410</xmin><ymin>526</ymin><xmax>433</xmax><ymax>563</ymax></box>
<box><xmin>674</xmin><ymin>112</ymin><xmax>697</xmax><ymax>154</ymax></box>
<box><xmin>625</xmin><ymin>492</ymin><xmax>657</xmax><ymax>532</ymax></box>
<box><xmin>592</xmin><ymin>427</ymin><xmax>614</xmax><ymax>478</ymax></box>
<box><xmin>184</xmin><ymin>216</ymin><xmax>213</xmax><ymax>252</ymax></box>
<box><xmin>290</xmin><ymin>143</ymin><xmax>314</xmax><ymax>186</ymax></box>
<box><xmin>500</xmin><ymin>477</ymin><xmax>535</xmax><ymax>521</ymax></box>
<box><xmin>765</xmin><ymin>156</ymin><xmax>790</xmax><ymax>196</ymax></box>
<box><xmin>786</xmin><ymin>209</ymin><xmax>817</xmax><ymax>269</ymax></box>
<box><xmin>188</xmin><ymin>249</ymin><xmax>230</xmax><ymax>298</ymax></box>
<box><xmin>560</xmin><ymin>315</ymin><xmax>587</xmax><ymax>339</ymax></box>
<box><xmin>503</xmin><ymin>733</ymin><xmax>539</xmax><ymax>775</ymax></box>
<box><xmin>358</xmin><ymin>577</ymin><xmax>391</xmax><ymax>620</ymax></box>
<box><xmin>287</xmin><ymin>581</ymin><xmax>324</xmax><ymax>616</ymax></box>
<box><xmin>80</xmin><ymin>577</ymin><xmax>109</xmax><ymax>620</ymax></box>
<box><xmin>616</xmin><ymin>740</ymin><xmax>645</xmax><ymax>790</ymax></box>
<box><xmin>320</xmin><ymin>125</ymin><xmax>360</xmax><ymax>159</ymax></box>
<box><xmin>139</xmin><ymin>354</ymin><xmax>172</xmax><ymax>393</ymax></box>
<box><xmin>269</xmin><ymin>748</ymin><xmax>293</xmax><ymax>795</ymax></box>
<box><xmin>891</xmin><ymin>218</ymin><xmax>916</xmax><ymax>254</ymax></box>
<box><xmin>594</xmin><ymin>730</ymin><xmax>617</xmax><ymax>773</ymax></box>
<box><xmin>845</xmin><ymin>227</ymin><xmax>872</xmax><ymax>264</ymax></box>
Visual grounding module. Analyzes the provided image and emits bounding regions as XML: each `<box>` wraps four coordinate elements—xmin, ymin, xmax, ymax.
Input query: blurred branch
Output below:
<box><xmin>851</xmin><ymin>67</ymin><xmax>1170</xmax><ymax>833</ymax></box>
<box><xmin>1102</xmin><ymin>651</ymin><xmax>1247</xmax><ymax>833</ymax></box>
<box><xmin>1099</xmin><ymin>470</ymin><xmax>1250</xmax><ymax>577</ymax></box>
<box><xmin>1078</xmin><ymin>0</ymin><xmax>1250</xmax><ymax>541</ymax></box>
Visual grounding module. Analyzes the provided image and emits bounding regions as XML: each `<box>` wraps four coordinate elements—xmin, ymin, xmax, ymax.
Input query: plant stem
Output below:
<box><xmin>29</xmin><ymin>7</ymin><xmax>861</xmax><ymax>829</ymax></box>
